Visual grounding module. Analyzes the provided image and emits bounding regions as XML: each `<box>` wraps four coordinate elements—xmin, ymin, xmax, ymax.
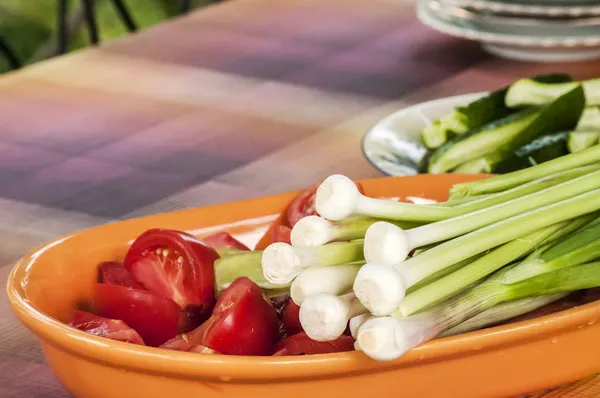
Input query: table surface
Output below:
<box><xmin>1</xmin><ymin>0</ymin><xmax>600</xmax><ymax>396</ymax></box>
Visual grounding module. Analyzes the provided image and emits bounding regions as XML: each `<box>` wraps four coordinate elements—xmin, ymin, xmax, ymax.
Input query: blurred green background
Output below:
<box><xmin>0</xmin><ymin>0</ymin><xmax>211</xmax><ymax>73</ymax></box>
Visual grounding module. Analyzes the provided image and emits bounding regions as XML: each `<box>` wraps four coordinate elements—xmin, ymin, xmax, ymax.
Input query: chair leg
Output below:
<box><xmin>57</xmin><ymin>0</ymin><xmax>70</xmax><ymax>54</ymax></box>
<box><xmin>82</xmin><ymin>0</ymin><xmax>99</xmax><ymax>45</ymax></box>
<box><xmin>108</xmin><ymin>0</ymin><xmax>137</xmax><ymax>32</ymax></box>
<box><xmin>0</xmin><ymin>37</ymin><xmax>21</xmax><ymax>70</ymax></box>
<box><xmin>181</xmin><ymin>0</ymin><xmax>192</xmax><ymax>14</ymax></box>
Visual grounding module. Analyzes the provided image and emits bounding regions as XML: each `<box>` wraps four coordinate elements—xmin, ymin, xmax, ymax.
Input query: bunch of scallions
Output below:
<box><xmin>215</xmin><ymin>145</ymin><xmax>600</xmax><ymax>361</ymax></box>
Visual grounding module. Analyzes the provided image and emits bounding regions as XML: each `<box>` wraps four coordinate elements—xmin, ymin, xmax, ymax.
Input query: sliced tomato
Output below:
<box><xmin>202</xmin><ymin>232</ymin><xmax>250</xmax><ymax>252</ymax></box>
<box><xmin>159</xmin><ymin>320</ymin><xmax>210</xmax><ymax>352</ymax></box>
<box><xmin>201</xmin><ymin>277</ymin><xmax>280</xmax><ymax>356</ymax></box>
<box><xmin>282</xmin><ymin>300</ymin><xmax>302</xmax><ymax>336</ymax></box>
<box><xmin>286</xmin><ymin>181</ymin><xmax>366</xmax><ymax>228</ymax></box>
<box><xmin>123</xmin><ymin>228</ymin><xmax>219</xmax><ymax>322</ymax></box>
<box><xmin>188</xmin><ymin>345</ymin><xmax>219</xmax><ymax>354</ymax></box>
<box><xmin>272</xmin><ymin>224</ymin><xmax>292</xmax><ymax>244</ymax></box>
<box><xmin>94</xmin><ymin>283</ymin><xmax>181</xmax><ymax>347</ymax></box>
<box><xmin>273</xmin><ymin>332</ymin><xmax>355</xmax><ymax>356</ymax></box>
<box><xmin>285</xmin><ymin>183</ymin><xmax>320</xmax><ymax>228</ymax></box>
<box><xmin>69</xmin><ymin>310</ymin><xmax>145</xmax><ymax>345</ymax></box>
<box><xmin>99</xmin><ymin>261</ymin><xmax>146</xmax><ymax>290</ymax></box>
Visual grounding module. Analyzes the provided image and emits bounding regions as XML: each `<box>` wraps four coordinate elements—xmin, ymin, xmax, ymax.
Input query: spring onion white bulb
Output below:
<box><xmin>290</xmin><ymin>263</ymin><xmax>363</xmax><ymax>305</ymax></box>
<box><xmin>358</xmin><ymin>262</ymin><xmax>600</xmax><ymax>361</ymax></box>
<box><xmin>261</xmin><ymin>240</ymin><xmax>364</xmax><ymax>285</ymax></box>
<box><xmin>300</xmin><ymin>292</ymin><xmax>367</xmax><ymax>341</ymax></box>
<box><xmin>349</xmin><ymin>313</ymin><xmax>372</xmax><ymax>340</ymax></box>
<box><xmin>364</xmin><ymin>169</ymin><xmax>600</xmax><ymax>266</ymax></box>
<box><xmin>355</xmin><ymin>188</ymin><xmax>600</xmax><ymax>315</ymax></box>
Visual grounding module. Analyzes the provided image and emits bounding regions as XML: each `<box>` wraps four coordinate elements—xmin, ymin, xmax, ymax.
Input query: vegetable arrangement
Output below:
<box><xmin>421</xmin><ymin>74</ymin><xmax>600</xmax><ymax>174</ymax></box>
<box><xmin>68</xmin><ymin>137</ymin><xmax>600</xmax><ymax>362</ymax></box>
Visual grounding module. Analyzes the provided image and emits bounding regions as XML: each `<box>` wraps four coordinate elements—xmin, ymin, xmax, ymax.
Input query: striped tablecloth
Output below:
<box><xmin>0</xmin><ymin>0</ymin><xmax>599</xmax><ymax>396</ymax></box>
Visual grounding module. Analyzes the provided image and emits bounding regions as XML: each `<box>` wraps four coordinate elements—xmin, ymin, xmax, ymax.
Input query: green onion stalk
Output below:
<box><xmin>356</xmin><ymin>262</ymin><xmax>600</xmax><ymax>361</ymax></box>
<box><xmin>261</xmin><ymin>240</ymin><xmax>365</xmax><ymax>285</ymax></box>
<box><xmin>394</xmin><ymin>214</ymin><xmax>597</xmax><ymax>317</ymax></box>
<box><xmin>449</xmin><ymin>145</ymin><xmax>600</xmax><ymax>198</ymax></box>
<box><xmin>441</xmin><ymin>293</ymin><xmax>569</xmax><ymax>337</ymax></box>
<box><xmin>354</xmin><ymin>188</ymin><xmax>600</xmax><ymax>316</ymax></box>
<box><xmin>315</xmin><ymin>166</ymin><xmax>599</xmax><ymax>223</ymax></box>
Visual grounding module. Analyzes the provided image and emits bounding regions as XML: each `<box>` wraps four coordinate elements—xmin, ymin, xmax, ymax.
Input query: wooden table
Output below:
<box><xmin>1</xmin><ymin>0</ymin><xmax>599</xmax><ymax>396</ymax></box>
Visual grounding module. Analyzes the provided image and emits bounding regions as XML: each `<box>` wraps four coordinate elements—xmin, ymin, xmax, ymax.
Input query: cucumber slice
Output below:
<box><xmin>568</xmin><ymin>131</ymin><xmax>600</xmax><ymax>153</ymax></box>
<box><xmin>428</xmin><ymin>108</ymin><xmax>541</xmax><ymax>174</ymax></box>
<box><xmin>484</xmin><ymin>86</ymin><xmax>585</xmax><ymax>172</ymax></box>
<box><xmin>506</xmin><ymin>78</ymin><xmax>600</xmax><ymax>108</ymax></box>
<box><xmin>421</xmin><ymin>73</ymin><xmax>572</xmax><ymax>149</ymax></box>
<box><xmin>576</xmin><ymin>107</ymin><xmax>600</xmax><ymax>131</ymax></box>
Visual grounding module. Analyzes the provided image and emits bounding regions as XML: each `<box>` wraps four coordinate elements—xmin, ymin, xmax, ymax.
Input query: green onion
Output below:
<box><xmin>354</xmin><ymin>188</ymin><xmax>600</xmax><ymax>316</ymax></box>
<box><xmin>396</xmin><ymin>214</ymin><xmax>597</xmax><ymax>317</ymax></box>
<box><xmin>441</xmin><ymin>293</ymin><xmax>569</xmax><ymax>337</ymax></box>
<box><xmin>449</xmin><ymin>145</ymin><xmax>600</xmax><ymax>198</ymax></box>
<box><xmin>215</xmin><ymin>251</ymin><xmax>290</xmax><ymax>291</ymax></box>
<box><xmin>356</xmin><ymin>262</ymin><xmax>600</xmax><ymax>361</ymax></box>
<box><xmin>290</xmin><ymin>262</ymin><xmax>363</xmax><ymax>305</ymax></box>
<box><xmin>261</xmin><ymin>240</ymin><xmax>364</xmax><ymax>285</ymax></box>
<box><xmin>363</xmin><ymin>169</ymin><xmax>600</xmax><ymax>267</ymax></box>
<box><xmin>394</xmin><ymin>222</ymin><xmax>566</xmax><ymax>317</ymax></box>
<box><xmin>290</xmin><ymin>215</ymin><xmax>419</xmax><ymax>247</ymax></box>
<box><xmin>300</xmin><ymin>292</ymin><xmax>367</xmax><ymax>341</ymax></box>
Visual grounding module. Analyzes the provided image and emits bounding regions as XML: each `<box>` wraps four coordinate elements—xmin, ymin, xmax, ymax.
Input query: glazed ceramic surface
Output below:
<box><xmin>8</xmin><ymin>174</ymin><xmax>600</xmax><ymax>398</ymax></box>
<box><xmin>362</xmin><ymin>92</ymin><xmax>484</xmax><ymax>176</ymax></box>
<box><xmin>418</xmin><ymin>0</ymin><xmax>600</xmax><ymax>61</ymax></box>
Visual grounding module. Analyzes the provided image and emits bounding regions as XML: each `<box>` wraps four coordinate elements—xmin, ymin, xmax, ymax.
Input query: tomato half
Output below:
<box><xmin>201</xmin><ymin>277</ymin><xmax>280</xmax><ymax>356</ymax></box>
<box><xmin>99</xmin><ymin>261</ymin><xmax>146</xmax><ymax>290</ymax></box>
<box><xmin>69</xmin><ymin>310</ymin><xmax>145</xmax><ymax>345</ymax></box>
<box><xmin>123</xmin><ymin>229</ymin><xmax>219</xmax><ymax>322</ymax></box>
<box><xmin>94</xmin><ymin>283</ymin><xmax>181</xmax><ymax>347</ymax></box>
<box><xmin>273</xmin><ymin>332</ymin><xmax>355</xmax><ymax>356</ymax></box>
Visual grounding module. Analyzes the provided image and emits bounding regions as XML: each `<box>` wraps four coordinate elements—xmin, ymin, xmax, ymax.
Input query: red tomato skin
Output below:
<box><xmin>99</xmin><ymin>261</ymin><xmax>146</xmax><ymax>290</ymax></box>
<box><xmin>273</xmin><ymin>332</ymin><xmax>355</xmax><ymax>356</ymax></box>
<box><xmin>94</xmin><ymin>283</ymin><xmax>181</xmax><ymax>347</ymax></box>
<box><xmin>123</xmin><ymin>229</ymin><xmax>219</xmax><ymax>322</ymax></box>
<box><xmin>201</xmin><ymin>277</ymin><xmax>280</xmax><ymax>356</ymax></box>
<box><xmin>202</xmin><ymin>232</ymin><xmax>250</xmax><ymax>252</ymax></box>
<box><xmin>282</xmin><ymin>300</ymin><xmax>303</xmax><ymax>336</ymax></box>
<box><xmin>272</xmin><ymin>224</ymin><xmax>292</xmax><ymax>244</ymax></box>
<box><xmin>69</xmin><ymin>310</ymin><xmax>145</xmax><ymax>345</ymax></box>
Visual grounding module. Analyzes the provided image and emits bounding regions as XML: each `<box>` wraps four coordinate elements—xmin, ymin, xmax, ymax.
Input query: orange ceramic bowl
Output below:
<box><xmin>7</xmin><ymin>174</ymin><xmax>600</xmax><ymax>398</ymax></box>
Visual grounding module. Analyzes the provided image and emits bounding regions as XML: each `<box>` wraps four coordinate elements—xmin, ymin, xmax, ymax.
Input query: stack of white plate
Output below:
<box><xmin>417</xmin><ymin>0</ymin><xmax>600</xmax><ymax>62</ymax></box>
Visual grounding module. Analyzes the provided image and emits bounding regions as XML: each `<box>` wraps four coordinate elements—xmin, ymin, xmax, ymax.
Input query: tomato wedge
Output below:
<box><xmin>159</xmin><ymin>320</ymin><xmax>210</xmax><ymax>352</ymax></box>
<box><xmin>271</xmin><ymin>224</ymin><xmax>292</xmax><ymax>244</ymax></box>
<box><xmin>202</xmin><ymin>232</ymin><xmax>250</xmax><ymax>252</ymax></box>
<box><xmin>94</xmin><ymin>283</ymin><xmax>181</xmax><ymax>347</ymax></box>
<box><xmin>69</xmin><ymin>310</ymin><xmax>145</xmax><ymax>345</ymax></box>
<box><xmin>99</xmin><ymin>261</ymin><xmax>146</xmax><ymax>290</ymax></box>
<box><xmin>273</xmin><ymin>332</ymin><xmax>355</xmax><ymax>356</ymax></box>
<box><xmin>201</xmin><ymin>277</ymin><xmax>280</xmax><ymax>356</ymax></box>
<box><xmin>285</xmin><ymin>183</ymin><xmax>320</xmax><ymax>228</ymax></box>
<box><xmin>282</xmin><ymin>299</ymin><xmax>302</xmax><ymax>336</ymax></box>
<box><xmin>286</xmin><ymin>181</ymin><xmax>366</xmax><ymax>227</ymax></box>
<box><xmin>123</xmin><ymin>229</ymin><xmax>219</xmax><ymax>322</ymax></box>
